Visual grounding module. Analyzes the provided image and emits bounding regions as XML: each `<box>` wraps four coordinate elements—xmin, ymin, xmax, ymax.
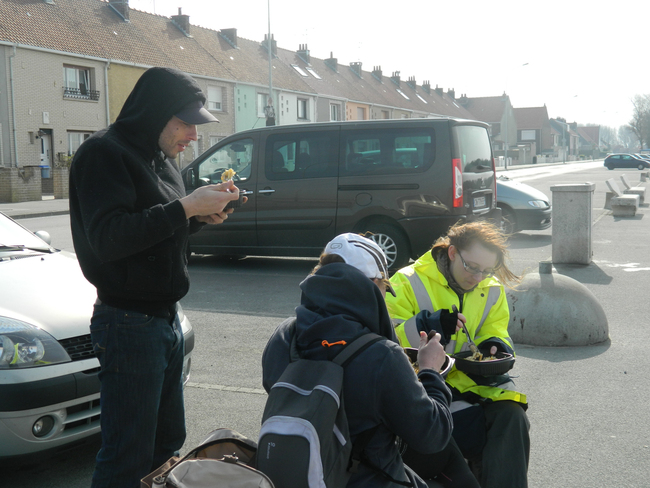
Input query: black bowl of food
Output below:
<box><xmin>452</xmin><ymin>351</ymin><xmax>515</xmax><ymax>376</ymax></box>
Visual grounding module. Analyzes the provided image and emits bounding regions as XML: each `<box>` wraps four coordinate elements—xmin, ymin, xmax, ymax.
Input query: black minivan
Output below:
<box><xmin>182</xmin><ymin>118</ymin><xmax>500</xmax><ymax>269</ymax></box>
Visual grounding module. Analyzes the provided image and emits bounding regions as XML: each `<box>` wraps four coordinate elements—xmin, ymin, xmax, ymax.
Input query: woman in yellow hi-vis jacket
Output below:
<box><xmin>385</xmin><ymin>221</ymin><xmax>530</xmax><ymax>488</ymax></box>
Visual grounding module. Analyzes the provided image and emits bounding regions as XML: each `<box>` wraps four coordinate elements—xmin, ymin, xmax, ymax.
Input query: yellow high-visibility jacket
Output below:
<box><xmin>385</xmin><ymin>251</ymin><xmax>527</xmax><ymax>406</ymax></box>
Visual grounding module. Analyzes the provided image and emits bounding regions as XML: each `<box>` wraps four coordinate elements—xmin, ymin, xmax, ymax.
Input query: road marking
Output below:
<box><xmin>187</xmin><ymin>381</ymin><xmax>267</xmax><ymax>395</ymax></box>
<box><xmin>592</xmin><ymin>260</ymin><xmax>650</xmax><ymax>272</ymax></box>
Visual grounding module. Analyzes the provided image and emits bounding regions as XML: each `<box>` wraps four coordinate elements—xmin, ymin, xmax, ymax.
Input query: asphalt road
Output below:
<box><xmin>7</xmin><ymin>160</ymin><xmax>650</xmax><ymax>487</ymax></box>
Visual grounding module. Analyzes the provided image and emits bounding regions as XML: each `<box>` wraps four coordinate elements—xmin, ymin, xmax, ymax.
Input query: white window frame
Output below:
<box><xmin>257</xmin><ymin>93</ymin><xmax>268</xmax><ymax>118</ymax></box>
<box><xmin>521</xmin><ymin>129</ymin><xmax>536</xmax><ymax>141</ymax></box>
<box><xmin>63</xmin><ymin>65</ymin><xmax>95</xmax><ymax>99</ymax></box>
<box><xmin>207</xmin><ymin>86</ymin><xmax>223</xmax><ymax>111</ymax></box>
<box><xmin>330</xmin><ymin>103</ymin><xmax>341</xmax><ymax>121</ymax></box>
<box><xmin>297</xmin><ymin>99</ymin><xmax>308</xmax><ymax>120</ymax></box>
<box><xmin>67</xmin><ymin>131</ymin><xmax>92</xmax><ymax>155</ymax></box>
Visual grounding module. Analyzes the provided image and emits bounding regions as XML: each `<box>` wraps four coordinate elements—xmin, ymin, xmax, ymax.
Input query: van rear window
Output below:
<box><xmin>452</xmin><ymin>125</ymin><xmax>493</xmax><ymax>173</ymax></box>
<box><xmin>341</xmin><ymin>129</ymin><xmax>434</xmax><ymax>176</ymax></box>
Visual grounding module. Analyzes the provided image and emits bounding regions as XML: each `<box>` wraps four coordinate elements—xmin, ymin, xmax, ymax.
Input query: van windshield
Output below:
<box><xmin>452</xmin><ymin>125</ymin><xmax>493</xmax><ymax>173</ymax></box>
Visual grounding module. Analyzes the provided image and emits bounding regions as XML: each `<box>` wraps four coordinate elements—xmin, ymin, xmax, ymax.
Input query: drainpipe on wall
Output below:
<box><xmin>9</xmin><ymin>45</ymin><xmax>18</xmax><ymax>167</ymax></box>
<box><xmin>104</xmin><ymin>60</ymin><xmax>111</xmax><ymax>126</ymax></box>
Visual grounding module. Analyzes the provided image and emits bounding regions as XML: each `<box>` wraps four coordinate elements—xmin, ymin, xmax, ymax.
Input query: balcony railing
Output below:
<box><xmin>63</xmin><ymin>87</ymin><xmax>100</xmax><ymax>101</ymax></box>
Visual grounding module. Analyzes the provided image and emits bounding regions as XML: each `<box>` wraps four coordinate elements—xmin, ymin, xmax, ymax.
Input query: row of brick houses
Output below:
<box><xmin>0</xmin><ymin>0</ymin><xmax>602</xmax><ymax>201</ymax></box>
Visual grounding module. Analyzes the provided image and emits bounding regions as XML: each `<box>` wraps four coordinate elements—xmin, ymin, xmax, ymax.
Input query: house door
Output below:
<box><xmin>40</xmin><ymin>131</ymin><xmax>53</xmax><ymax>167</ymax></box>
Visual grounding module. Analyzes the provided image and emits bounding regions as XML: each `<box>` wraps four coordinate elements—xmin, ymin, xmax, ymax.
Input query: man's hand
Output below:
<box><xmin>180</xmin><ymin>181</ymin><xmax>241</xmax><ymax>222</ymax></box>
<box><xmin>417</xmin><ymin>331</ymin><xmax>447</xmax><ymax>372</ymax></box>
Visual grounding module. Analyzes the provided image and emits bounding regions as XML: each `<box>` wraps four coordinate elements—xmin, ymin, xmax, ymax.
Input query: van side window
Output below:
<box><xmin>341</xmin><ymin>129</ymin><xmax>434</xmax><ymax>176</ymax></box>
<box><xmin>197</xmin><ymin>138</ymin><xmax>253</xmax><ymax>185</ymax></box>
<box><xmin>265</xmin><ymin>132</ymin><xmax>338</xmax><ymax>180</ymax></box>
<box><xmin>452</xmin><ymin>126</ymin><xmax>493</xmax><ymax>173</ymax></box>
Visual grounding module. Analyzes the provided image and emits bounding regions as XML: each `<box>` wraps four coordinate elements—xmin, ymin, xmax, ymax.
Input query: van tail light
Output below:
<box><xmin>452</xmin><ymin>158</ymin><xmax>463</xmax><ymax>208</ymax></box>
<box><xmin>492</xmin><ymin>157</ymin><xmax>497</xmax><ymax>201</ymax></box>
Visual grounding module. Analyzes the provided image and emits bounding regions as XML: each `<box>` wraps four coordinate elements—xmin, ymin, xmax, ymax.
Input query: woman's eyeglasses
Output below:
<box><xmin>458</xmin><ymin>252</ymin><xmax>495</xmax><ymax>279</ymax></box>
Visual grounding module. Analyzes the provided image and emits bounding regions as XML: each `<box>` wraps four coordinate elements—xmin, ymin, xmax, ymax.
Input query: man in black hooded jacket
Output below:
<box><xmin>69</xmin><ymin>67</ymin><xmax>240</xmax><ymax>488</ymax></box>
<box><xmin>262</xmin><ymin>233</ymin><xmax>453</xmax><ymax>487</ymax></box>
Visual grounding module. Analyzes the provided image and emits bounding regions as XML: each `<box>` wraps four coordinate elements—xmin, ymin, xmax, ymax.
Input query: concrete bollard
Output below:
<box><xmin>551</xmin><ymin>183</ymin><xmax>595</xmax><ymax>265</ymax></box>
<box><xmin>507</xmin><ymin>261</ymin><xmax>609</xmax><ymax>346</ymax></box>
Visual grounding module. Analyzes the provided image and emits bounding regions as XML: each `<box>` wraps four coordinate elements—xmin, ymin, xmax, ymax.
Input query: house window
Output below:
<box><xmin>521</xmin><ymin>129</ymin><xmax>536</xmax><ymax>141</ymax></box>
<box><xmin>63</xmin><ymin>66</ymin><xmax>99</xmax><ymax>101</ymax></box>
<box><xmin>68</xmin><ymin>131</ymin><xmax>93</xmax><ymax>155</ymax></box>
<box><xmin>291</xmin><ymin>64</ymin><xmax>309</xmax><ymax>77</ymax></box>
<box><xmin>305</xmin><ymin>67</ymin><xmax>322</xmax><ymax>79</ymax></box>
<box><xmin>330</xmin><ymin>103</ymin><xmax>341</xmax><ymax>121</ymax></box>
<box><xmin>209</xmin><ymin>136</ymin><xmax>223</xmax><ymax>147</ymax></box>
<box><xmin>257</xmin><ymin>93</ymin><xmax>268</xmax><ymax>118</ymax></box>
<box><xmin>381</xmin><ymin>110</ymin><xmax>390</xmax><ymax>119</ymax></box>
<box><xmin>297</xmin><ymin>99</ymin><xmax>308</xmax><ymax>120</ymax></box>
<box><xmin>207</xmin><ymin>86</ymin><xmax>222</xmax><ymax>111</ymax></box>
<box><xmin>356</xmin><ymin>107</ymin><xmax>366</xmax><ymax>120</ymax></box>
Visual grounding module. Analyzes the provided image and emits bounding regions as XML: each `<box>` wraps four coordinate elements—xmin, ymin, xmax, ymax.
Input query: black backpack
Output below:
<box><xmin>257</xmin><ymin>320</ymin><xmax>413</xmax><ymax>488</ymax></box>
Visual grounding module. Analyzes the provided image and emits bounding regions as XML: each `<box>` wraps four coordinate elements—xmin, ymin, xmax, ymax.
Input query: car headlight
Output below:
<box><xmin>0</xmin><ymin>317</ymin><xmax>71</xmax><ymax>369</ymax></box>
<box><xmin>528</xmin><ymin>200</ymin><xmax>549</xmax><ymax>208</ymax></box>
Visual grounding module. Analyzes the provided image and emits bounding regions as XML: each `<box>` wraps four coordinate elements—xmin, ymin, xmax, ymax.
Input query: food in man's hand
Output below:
<box><xmin>221</xmin><ymin>168</ymin><xmax>236</xmax><ymax>182</ymax></box>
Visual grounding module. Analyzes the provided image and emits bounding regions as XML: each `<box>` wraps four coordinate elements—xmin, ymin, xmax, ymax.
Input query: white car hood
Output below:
<box><xmin>0</xmin><ymin>250</ymin><xmax>97</xmax><ymax>340</ymax></box>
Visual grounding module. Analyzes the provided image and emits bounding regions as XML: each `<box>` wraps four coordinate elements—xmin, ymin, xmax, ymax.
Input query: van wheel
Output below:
<box><xmin>362</xmin><ymin>224</ymin><xmax>410</xmax><ymax>270</ymax></box>
<box><xmin>501</xmin><ymin>208</ymin><xmax>517</xmax><ymax>235</ymax></box>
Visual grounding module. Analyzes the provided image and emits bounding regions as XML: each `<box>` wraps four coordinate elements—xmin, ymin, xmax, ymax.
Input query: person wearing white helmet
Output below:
<box><xmin>262</xmin><ymin>233</ymin><xmax>478</xmax><ymax>487</ymax></box>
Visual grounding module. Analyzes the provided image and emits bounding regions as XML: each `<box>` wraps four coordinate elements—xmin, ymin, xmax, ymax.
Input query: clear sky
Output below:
<box><xmin>128</xmin><ymin>0</ymin><xmax>647</xmax><ymax>129</ymax></box>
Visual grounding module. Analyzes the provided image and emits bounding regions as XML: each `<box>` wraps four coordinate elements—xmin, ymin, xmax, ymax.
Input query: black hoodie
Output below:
<box><xmin>262</xmin><ymin>263</ymin><xmax>453</xmax><ymax>488</ymax></box>
<box><xmin>69</xmin><ymin>67</ymin><xmax>206</xmax><ymax>317</ymax></box>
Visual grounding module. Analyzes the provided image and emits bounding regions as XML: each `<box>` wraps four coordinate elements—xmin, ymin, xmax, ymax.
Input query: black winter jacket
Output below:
<box><xmin>69</xmin><ymin>67</ymin><xmax>206</xmax><ymax>317</ymax></box>
<box><xmin>262</xmin><ymin>263</ymin><xmax>453</xmax><ymax>488</ymax></box>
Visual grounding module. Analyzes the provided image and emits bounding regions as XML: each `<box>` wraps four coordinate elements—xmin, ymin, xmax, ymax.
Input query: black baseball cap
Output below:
<box><xmin>175</xmin><ymin>100</ymin><xmax>219</xmax><ymax>124</ymax></box>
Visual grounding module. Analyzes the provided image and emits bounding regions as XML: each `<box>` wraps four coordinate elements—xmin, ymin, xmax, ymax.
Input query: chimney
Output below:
<box><xmin>390</xmin><ymin>71</ymin><xmax>401</xmax><ymax>87</ymax></box>
<box><xmin>171</xmin><ymin>8</ymin><xmax>191</xmax><ymax>36</ymax></box>
<box><xmin>349</xmin><ymin>62</ymin><xmax>363</xmax><ymax>78</ymax></box>
<box><xmin>108</xmin><ymin>0</ymin><xmax>129</xmax><ymax>21</ymax></box>
<box><xmin>447</xmin><ymin>88</ymin><xmax>455</xmax><ymax>100</ymax></box>
<box><xmin>422</xmin><ymin>80</ymin><xmax>431</xmax><ymax>94</ymax></box>
<box><xmin>372</xmin><ymin>66</ymin><xmax>382</xmax><ymax>81</ymax></box>
<box><xmin>220</xmin><ymin>28</ymin><xmax>238</xmax><ymax>48</ymax></box>
<box><xmin>262</xmin><ymin>34</ymin><xmax>277</xmax><ymax>56</ymax></box>
<box><xmin>407</xmin><ymin>76</ymin><xmax>416</xmax><ymax>90</ymax></box>
<box><xmin>458</xmin><ymin>93</ymin><xmax>468</xmax><ymax>106</ymax></box>
<box><xmin>434</xmin><ymin>85</ymin><xmax>443</xmax><ymax>96</ymax></box>
<box><xmin>325</xmin><ymin>52</ymin><xmax>338</xmax><ymax>72</ymax></box>
<box><xmin>297</xmin><ymin>44</ymin><xmax>310</xmax><ymax>63</ymax></box>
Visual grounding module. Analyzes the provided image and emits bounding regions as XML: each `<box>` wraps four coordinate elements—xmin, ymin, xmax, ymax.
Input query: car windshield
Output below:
<box><xmin>0</xmin><ymin>213</ymin><xmax>52</xmax><ymax>253</ymax></box>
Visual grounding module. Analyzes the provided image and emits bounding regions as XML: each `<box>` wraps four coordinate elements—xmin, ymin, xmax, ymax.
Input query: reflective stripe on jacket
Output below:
<box><xmin>386</xmin><ymin>251</ymin><xmax>527</xmax><ymax>405</ymax></box>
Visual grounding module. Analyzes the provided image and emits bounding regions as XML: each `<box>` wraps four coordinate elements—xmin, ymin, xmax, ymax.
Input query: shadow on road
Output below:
<box><xmin>514</xmin><ymin>339</ymin><xmax>611</xmax><ymax>362</ymax></box>
<box><xmin>553</xmin><ymin>262</ymin><xmax>613</xmax><ymax>285</ymax></box>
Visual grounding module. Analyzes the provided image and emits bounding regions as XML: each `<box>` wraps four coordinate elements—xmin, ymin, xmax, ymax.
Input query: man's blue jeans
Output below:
<box><xmin>89</xmin><ymin>303</ymin><xmax>186</xmax><ymax>488</ymax></box>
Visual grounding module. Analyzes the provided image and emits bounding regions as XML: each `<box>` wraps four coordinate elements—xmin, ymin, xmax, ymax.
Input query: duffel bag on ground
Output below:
<box><xmin>141</xmin><ymin>428</ymin><xmax>275</xmax><ymax>488</ymax></box>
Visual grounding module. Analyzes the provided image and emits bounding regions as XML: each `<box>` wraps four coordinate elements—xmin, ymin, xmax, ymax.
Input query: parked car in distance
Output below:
<box><xmin>182</xmin><ymin>118</ymin><xmax>501</xmax><ymax>269</ymax></box>
<box><xmin>496</xmin><ymin>176</ymin><xmax>551</xmax><ymax>234</ymax></box>
<box><xmin>604</xmin><ymin>153</ymin><xmax>650</xmax><ymax>170</ymax></box>
<box><xmin>0</xmin><ymin>213</ymin><xmax>194</xmax><ymax>459</ymax></box>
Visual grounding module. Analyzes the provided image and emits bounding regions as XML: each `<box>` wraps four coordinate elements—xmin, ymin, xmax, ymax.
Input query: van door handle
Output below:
<box><xmin>240</xmin><ymin>189</ymin><xmax>254</xmax><ymax>196</ymax></box>
<box><xmin>258</xmin><ymin>188</ymin><xmax>276</xmax><ymax>195</ymax></box>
